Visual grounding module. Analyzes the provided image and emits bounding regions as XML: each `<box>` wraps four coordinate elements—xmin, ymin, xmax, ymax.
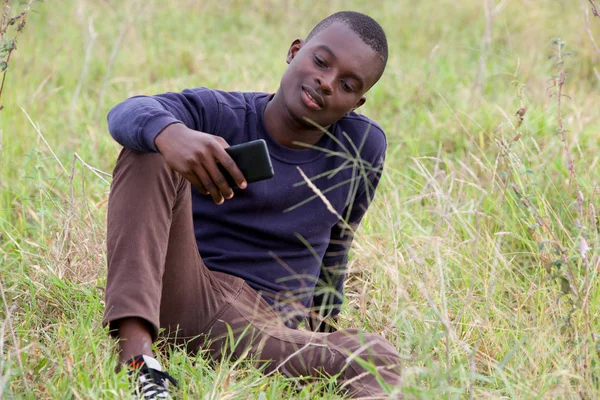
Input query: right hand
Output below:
<box><xmin>154</xmin><ymin>123</ymin><xmax>247</xmax><ymax>204</ymax></box>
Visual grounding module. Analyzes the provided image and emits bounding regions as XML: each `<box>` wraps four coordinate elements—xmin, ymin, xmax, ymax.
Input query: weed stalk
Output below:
<box><xmin>0</xmin><ymin>0</ymin><xmax>36</xmax><ymax>111</ymax></box>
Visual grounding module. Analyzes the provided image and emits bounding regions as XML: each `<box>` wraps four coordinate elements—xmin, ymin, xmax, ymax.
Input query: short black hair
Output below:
<box><xmin>306</xmin><ymin>11</ymin><xmax>388</xmax><ymax>67</ymax></box>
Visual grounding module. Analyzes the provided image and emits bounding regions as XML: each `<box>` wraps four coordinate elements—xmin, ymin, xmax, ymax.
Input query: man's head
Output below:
<box><xmin>277</xmin><ymin>11</ymin><xmax>388</xmax><ymax>129</ymax></box>
<box><xmin>306</xmin><ymin>11</ymin><xmax>388</xmax><ymax>74</ymax></box>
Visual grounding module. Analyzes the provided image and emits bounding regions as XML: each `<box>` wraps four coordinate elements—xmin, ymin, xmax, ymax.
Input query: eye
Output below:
<box><xmin>313</xmin><ymin>54</ymin><xmax>327</xmax><ymax>68</ymax></box>
<box><xmin>341</xmin><ymin>80</ymin><xmax>354</xmax><ymax>93</ymax></box>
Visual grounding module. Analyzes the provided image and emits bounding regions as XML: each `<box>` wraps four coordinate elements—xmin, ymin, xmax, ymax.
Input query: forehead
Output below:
<box><xmin>305</xmin><ymin>22</ymin><xmax>382</xmax><ymax>87</ymax></box>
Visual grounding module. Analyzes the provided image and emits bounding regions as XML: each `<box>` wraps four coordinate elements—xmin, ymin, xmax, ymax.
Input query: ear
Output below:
<box><xmin>286</xmin><ymin>38</ymin><xmax>304</xmax><ymax>64</ymax></box>
<box><xmin>349</xmin><ymin>96</ymin><xmax>366</xmax><ymax>114</ymax></box>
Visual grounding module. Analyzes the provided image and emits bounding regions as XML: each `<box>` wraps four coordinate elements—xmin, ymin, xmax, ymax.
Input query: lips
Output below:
<box><xmin>301</xmin><ymin>85</ymin><xmax>324</xmax><ymax>110</ymax></box>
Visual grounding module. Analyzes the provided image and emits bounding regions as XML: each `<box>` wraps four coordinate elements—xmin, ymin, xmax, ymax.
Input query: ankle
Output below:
<box><xmin>116</xmin><ymin>317</ymin><xmax>154</xmax><ymax>364</ymax></box>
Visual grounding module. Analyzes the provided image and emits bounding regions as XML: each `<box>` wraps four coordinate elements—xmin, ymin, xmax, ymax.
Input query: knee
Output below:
<box><xmin>114</xmin><ymin>148</ymin><xmax>171</xmax><ymax>175</ymax></box>
<box><xmin>329</xmin><ymin>330</ymin><xmax>402</xmax><ymax>397</ymax></box>
<box><xmin>112</xmin><ymin>148</ymin><xmax>183</xmax><ymax>187</ymax></box>
<box><xmin>334</xmin><ymin>330</ymin><xmax>399</xmax><ymax>360</ymax></box>
<box><xmin>330</xmin><ymin>329</ymin><xmax>401</xmax><ymax>375</ymax></box>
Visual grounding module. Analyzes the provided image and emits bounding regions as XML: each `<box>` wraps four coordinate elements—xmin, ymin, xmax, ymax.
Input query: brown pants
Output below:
<box><xmin>103</xmin><ymin>149</ymin><xmax>402</xmax><ymax>399</ymax></box>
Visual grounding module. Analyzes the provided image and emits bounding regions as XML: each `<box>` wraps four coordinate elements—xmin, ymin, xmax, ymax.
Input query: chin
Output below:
<box><xmin>283</xmin><ymin>101</ymin><xmax>314</xmax><ymax>127</ymax></box>
<box><xmin>293</xmin><ymin>111</ymin><xmax>320</xmax><ymax>129</ymax></box>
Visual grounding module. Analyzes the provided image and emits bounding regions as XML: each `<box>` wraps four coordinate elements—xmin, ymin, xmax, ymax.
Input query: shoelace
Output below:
<box><xmin>133</xmin><ymin>367</ymin><xmax>178</xmax><ymax>399</ymax></box>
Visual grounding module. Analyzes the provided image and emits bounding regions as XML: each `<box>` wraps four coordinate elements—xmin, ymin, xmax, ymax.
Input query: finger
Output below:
<box><xmin>214</xmin><ymin>136</ymin><xmax>230</xmax><ymax>150</ymax></box>
<box><xmin>195</xmin><ymin>182</ymin><xmax>209</xmax><ymax>195</ymax></box>
<box><xmin>194</xmin><ymin>165</ymin><xmax>224</xmax><ymax>205</ymax></box>
<box><xmin>214</xmin><ymin>148</ymin><xmax>247</xmax><ymax>190</ymax></box>
<box><xmin>204</xmin><ymin>158</ymin><xmax>235</xmax><ymax>200</ymax></box>
<box><xmin>181</xmin><ymin>172</ymin><xmax>208</xmax><ymax>195</ymax></box>
<box><xmin>183</xmin><ymin>170</ymin><xmax>208</xmax><ymax>195</ymax></box>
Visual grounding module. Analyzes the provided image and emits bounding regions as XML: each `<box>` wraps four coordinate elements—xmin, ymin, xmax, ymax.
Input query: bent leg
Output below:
<box><xmin>207</xmin><ymin>284</ymin><xmax>402</xmax><ymax>399</ymax></box>
<box><xmin>103</xmin><ymin>148</ymin><xmax>236</xmax><ymax>342</ymax></box>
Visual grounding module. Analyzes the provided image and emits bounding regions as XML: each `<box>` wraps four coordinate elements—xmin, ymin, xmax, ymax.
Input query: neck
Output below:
<box><xmin>264</xmin><ymin>90</ymin><xmax>326</xmax><ymax>149</ymax></box>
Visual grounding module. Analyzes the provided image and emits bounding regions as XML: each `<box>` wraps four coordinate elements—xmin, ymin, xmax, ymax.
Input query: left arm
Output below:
<box><xmin>309</xmin><ymin>152</ymin><xmax>386</xmax><ymax>332</ymax></box>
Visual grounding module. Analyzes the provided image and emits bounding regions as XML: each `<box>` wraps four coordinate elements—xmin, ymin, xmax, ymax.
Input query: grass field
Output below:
<box><xmin>1</xmin><ymin>0</ymin><xmax>600</xmax><ymax>398</ymax></box>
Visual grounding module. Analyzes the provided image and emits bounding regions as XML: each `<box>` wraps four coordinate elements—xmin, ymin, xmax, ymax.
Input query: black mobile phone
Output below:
<box><xmin>218</xmin><ymin>139</ymin><xmax>274</xmax><ymax>187</ymax></box>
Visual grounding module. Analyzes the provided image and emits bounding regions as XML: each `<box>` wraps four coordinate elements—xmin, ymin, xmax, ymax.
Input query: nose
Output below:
<box><xmin>315</xmin><ymin>75</ymin><xmax>333</xmax><ymax>95</ymax></box>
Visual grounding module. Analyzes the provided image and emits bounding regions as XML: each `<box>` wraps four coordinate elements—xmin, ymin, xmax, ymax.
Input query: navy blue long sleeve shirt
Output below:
<box><xmin>107</xmin><ymin>87</ymin><xmax>386</xmax><ymax>327</ymax></box>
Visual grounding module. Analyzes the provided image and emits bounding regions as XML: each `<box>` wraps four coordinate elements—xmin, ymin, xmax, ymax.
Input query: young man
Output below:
<box><xmin>104</xmin><ymin>11</ymin><xmax>401</xmax><ymax>399</ymax></box>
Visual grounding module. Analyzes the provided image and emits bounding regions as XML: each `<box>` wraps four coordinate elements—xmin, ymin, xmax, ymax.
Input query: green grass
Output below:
<box><xmin>1</xmin><ymin>0</ymin><xmax>599</xmax><ymax>398</ymax></box>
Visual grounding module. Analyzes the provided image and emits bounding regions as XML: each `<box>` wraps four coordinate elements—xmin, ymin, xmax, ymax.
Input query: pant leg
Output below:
<box><xmin>207</xmin><ymin>283</ymin><xmax>403</xmax><ymax>399</ymax></box>
<box><xmin>103</xmin><ymin>148</ymin><xmax>239</xmax><ymax>340</ymax></box>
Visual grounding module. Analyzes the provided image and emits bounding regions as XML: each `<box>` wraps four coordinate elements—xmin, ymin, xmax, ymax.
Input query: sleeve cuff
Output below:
<box><xmin>140</xmin><ymin>115</ymin><xmax>182</xmax><ymax>152</ymax></box>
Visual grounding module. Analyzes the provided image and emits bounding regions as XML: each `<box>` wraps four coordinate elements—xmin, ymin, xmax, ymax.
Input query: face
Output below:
<box><xmin>278</xmin><ymin>22</ymin><xmax>383</xmax><ymax>129</ymax></box>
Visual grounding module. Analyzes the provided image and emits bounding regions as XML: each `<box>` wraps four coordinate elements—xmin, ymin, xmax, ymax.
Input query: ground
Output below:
<box><xmin>1</xmin><ymin>0</ymin><xmax>599</xmax><ymax>398</ymax></box>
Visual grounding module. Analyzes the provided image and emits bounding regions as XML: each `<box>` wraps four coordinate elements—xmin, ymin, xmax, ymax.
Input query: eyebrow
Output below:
<box><xmin>316</xmin><ymin>44</ymin><xmax>337</xmax><ymax>59</ymax></box>
<box><xmin>315</xmin><ymin>45</ymin><xmax>365</xmax><ymax>89</ymax></box>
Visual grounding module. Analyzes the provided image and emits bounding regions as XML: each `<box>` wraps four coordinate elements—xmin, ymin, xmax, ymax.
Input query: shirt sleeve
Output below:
<box><xmin>311</xmin><ymin>141</ymin><xmax>386</xmax><ymax>328</ymax></box>
<box><xmin>106</xmin><ymin>88</ymin><xmax>221</xmax><ymax>152</ymax></box>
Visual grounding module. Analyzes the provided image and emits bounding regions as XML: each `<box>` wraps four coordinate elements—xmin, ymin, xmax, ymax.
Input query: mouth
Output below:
<box><xmin>301</xmin><ymin>85</ymin><xmax>324</xmax><ymax>110</ymax></box>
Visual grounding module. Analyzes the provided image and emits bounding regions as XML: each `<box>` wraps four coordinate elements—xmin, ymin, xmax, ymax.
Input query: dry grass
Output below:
<box><xmin>0</xmin><ymin>0</ymin><xmax>599</xmax><ymax>398</ymax></box>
